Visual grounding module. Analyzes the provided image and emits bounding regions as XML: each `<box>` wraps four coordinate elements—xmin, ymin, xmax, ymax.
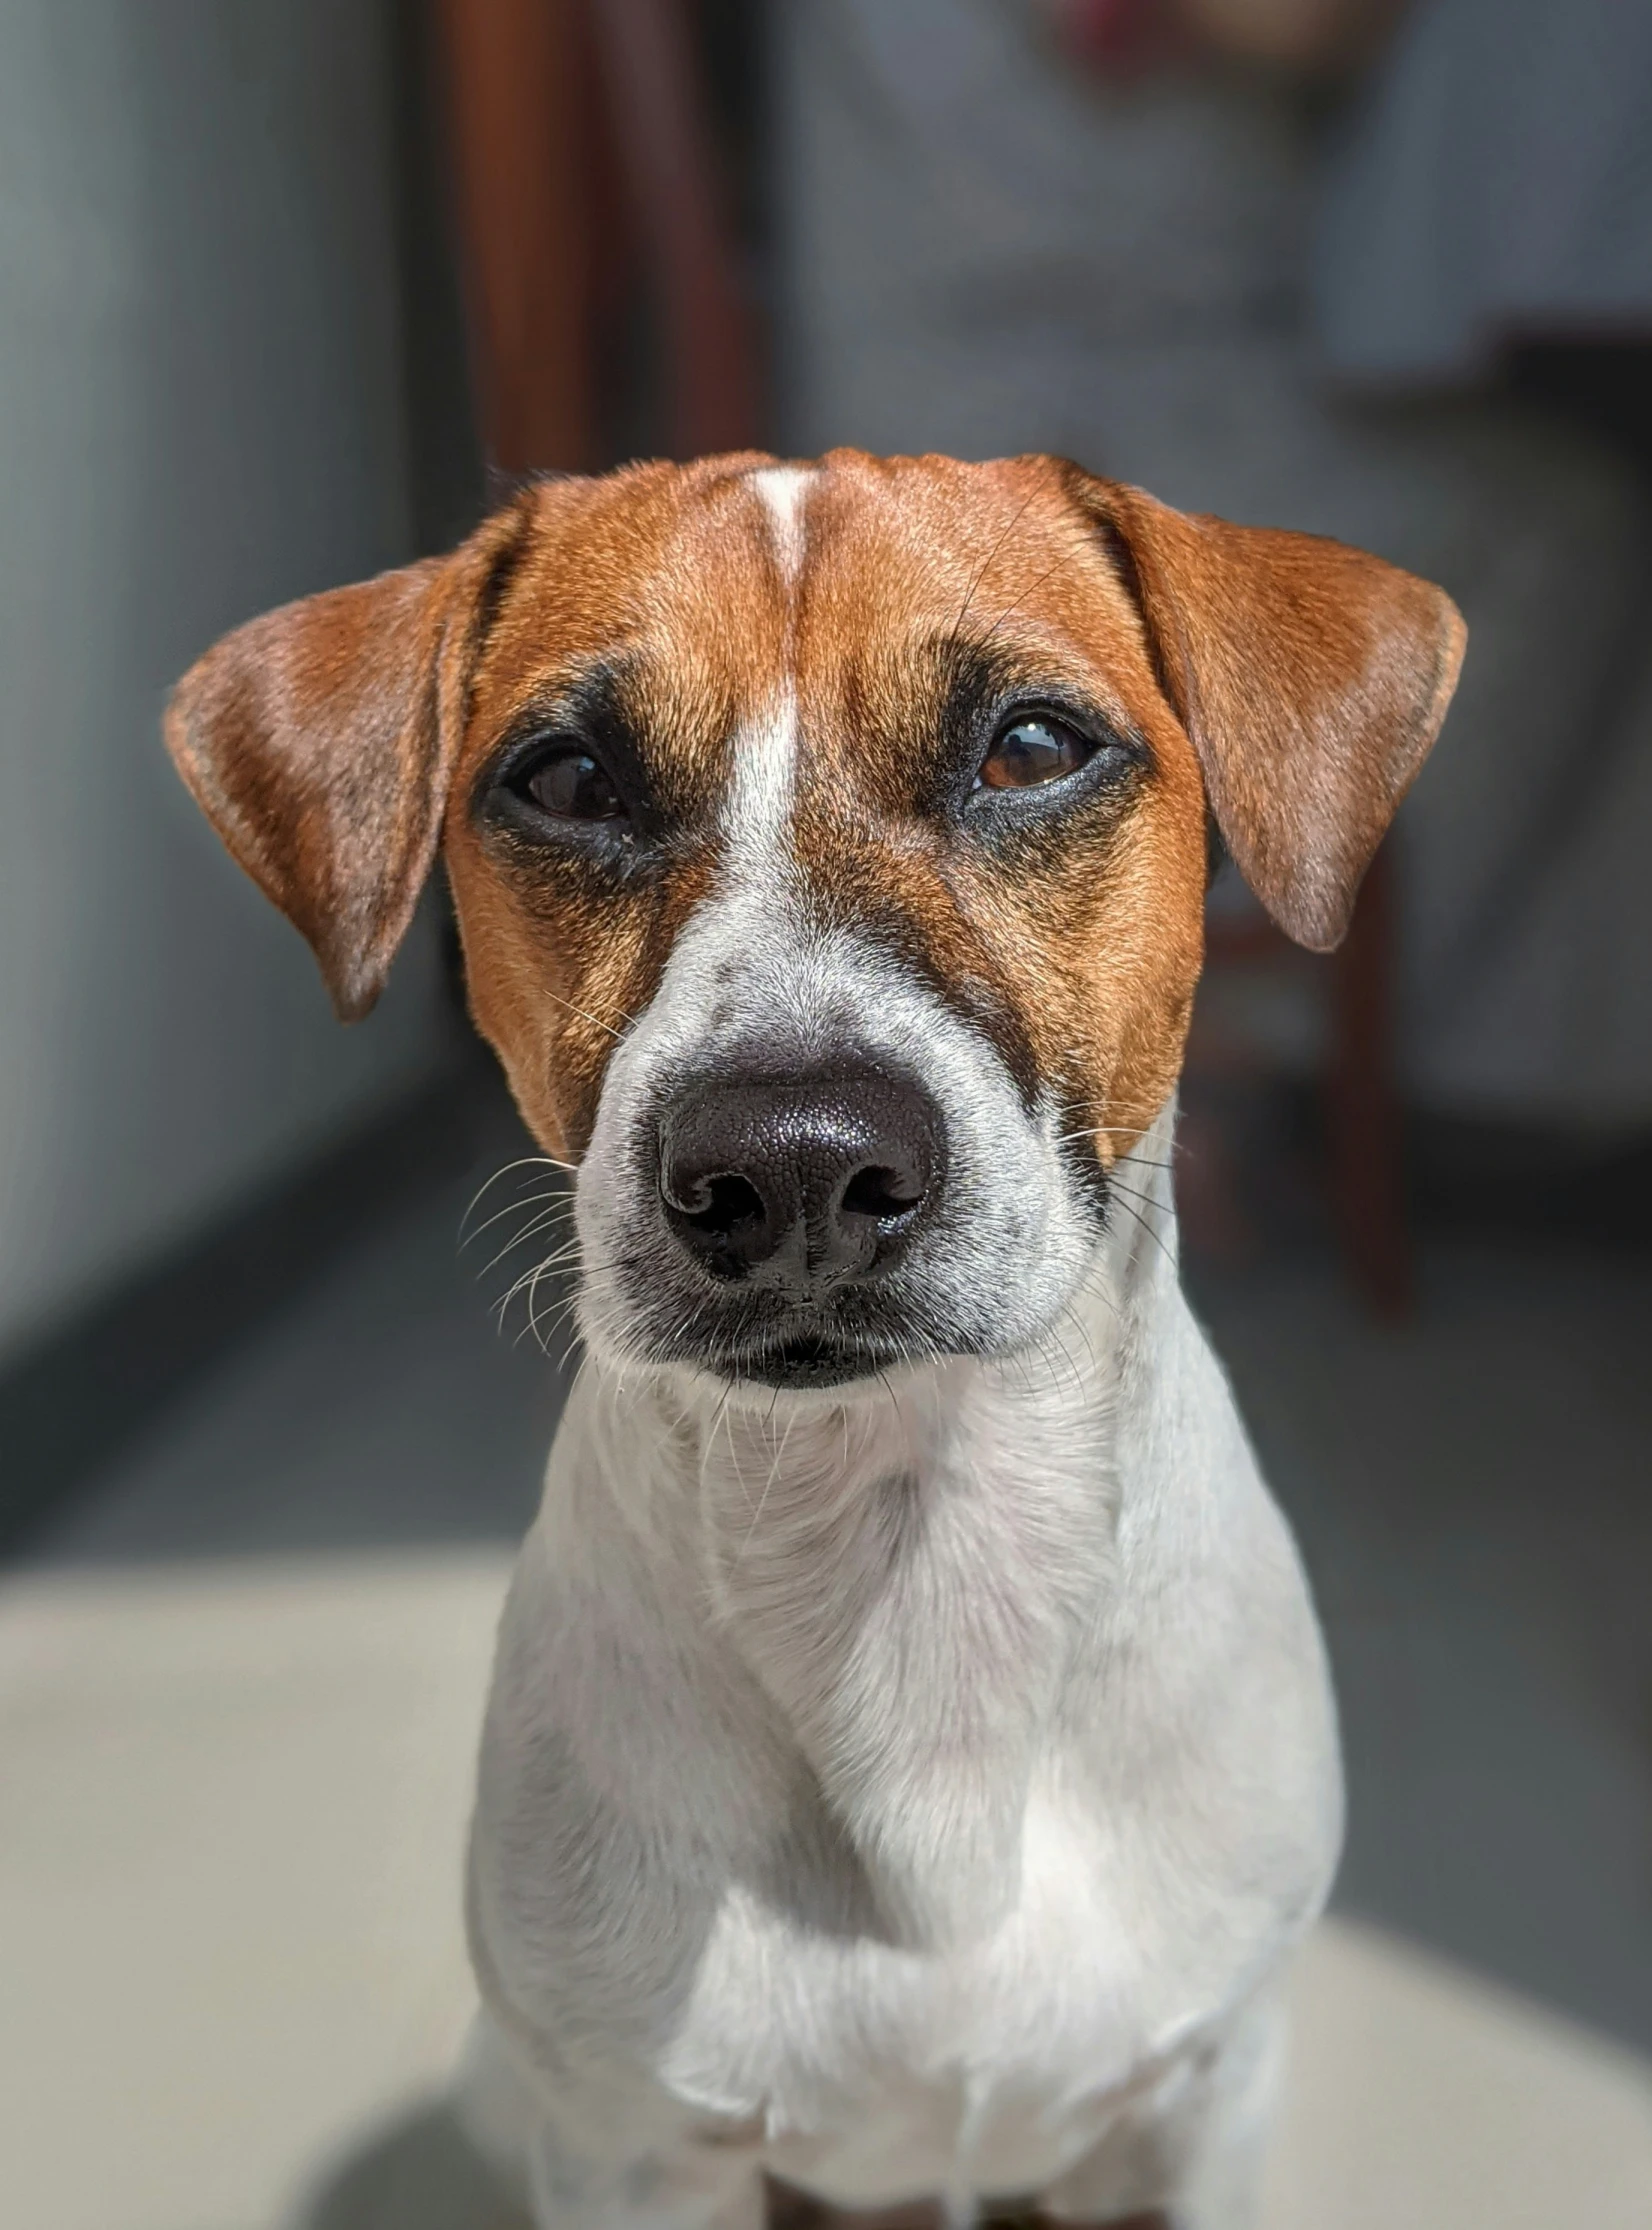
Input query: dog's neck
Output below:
<box><xmin>567</xmin><ymin>1115</ymin><xmax>1182</xmax><ymax>1946</ymax></box>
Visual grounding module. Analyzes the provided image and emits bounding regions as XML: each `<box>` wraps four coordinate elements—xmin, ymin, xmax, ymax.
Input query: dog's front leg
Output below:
<box><xmin>1036</xmin><ymin>1993</ymin><xmax>1283</xmax><ymax>2230</ymax></box>
<box><xmin>522</xmin><ymin>2125</ymin><xmax>766</xmax><ymax>2230</ymax></box>
<box><xmin>455</xmin><ymin>2012</ymin><xmax>766</xmax><ymax>2230</ymax></box>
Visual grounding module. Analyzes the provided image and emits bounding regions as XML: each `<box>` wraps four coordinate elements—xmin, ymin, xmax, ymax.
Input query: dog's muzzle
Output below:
<box><xmin>652</xmin><ymin>1058</ymin><xmax>947</xmax><ymax>1387</ymax></box>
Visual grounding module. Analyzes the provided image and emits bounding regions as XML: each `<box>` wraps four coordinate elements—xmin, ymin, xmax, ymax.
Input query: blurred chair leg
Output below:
<box><xmin>1329</xmin><ymin>841</ymin><xmax>1413</xmax><ymax>1318</ymax></box>
<box><xmin>431</xmin><ymin>0</ymin><xmax>757</xmax><ymax>477</ymax></box>
<box><xmin>431</xmin><ymin>0</ymin><xmax>600</xmax><ymax>473</ymax></box>
<box><xmin>589</xmin><ymin>0</ymin><xmax>761</xmax><ymax>456</ymax></box>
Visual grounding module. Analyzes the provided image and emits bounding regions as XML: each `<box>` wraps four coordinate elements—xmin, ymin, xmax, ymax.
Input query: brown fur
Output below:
<box><xmin>165</xmin><ymin>451</ymin><xmax>1462</xmax><ymax>1172</ymax></box>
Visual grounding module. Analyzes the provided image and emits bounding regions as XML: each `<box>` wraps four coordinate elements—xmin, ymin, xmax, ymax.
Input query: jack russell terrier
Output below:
<box><xmin>167</xmin><ymin>452</ymin><xmax>1463</xmax><ymax>2230</ymax></box>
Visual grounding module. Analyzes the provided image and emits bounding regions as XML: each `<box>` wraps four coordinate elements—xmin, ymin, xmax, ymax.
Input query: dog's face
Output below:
<box><xmin>168</xmin><ymin>452</ymin><xmax>1461</xmax><ymax>1392</ymax></box>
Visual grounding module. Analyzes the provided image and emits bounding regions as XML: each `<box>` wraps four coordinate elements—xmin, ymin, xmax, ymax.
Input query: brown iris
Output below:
<box><xmin>978</xmin><ymin>715</ymin><xmax>1091</xmax><ymax>791</ymax></box>
<box><xmin>522</xmin><ymin>745</ymin><xmax>625</xmax><ymax>821</ymax></box>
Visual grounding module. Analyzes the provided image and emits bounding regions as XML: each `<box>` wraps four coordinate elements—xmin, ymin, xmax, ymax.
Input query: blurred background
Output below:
<box><xmin>2</xmin><ymin>4</ymin><xmax>1650</xmax><ymax>2226</ymax></box>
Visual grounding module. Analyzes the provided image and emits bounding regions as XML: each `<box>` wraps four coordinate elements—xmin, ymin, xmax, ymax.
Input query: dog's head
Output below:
<box><xmin>168</xmin><ymin>452</ymin><xmax>1461</xmax><ymax>1393</ymax></box>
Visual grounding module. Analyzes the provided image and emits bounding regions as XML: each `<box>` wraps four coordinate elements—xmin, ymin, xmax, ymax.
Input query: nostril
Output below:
<box><xmin>840</xmin><ymin>1164</ymin><xmax>924</xmax><ymax>1221</ymax></box>
<box><xmin>673</xmin><ymin>1170</ymin><xmax>766</xmax><ymax>1238</ymax></box>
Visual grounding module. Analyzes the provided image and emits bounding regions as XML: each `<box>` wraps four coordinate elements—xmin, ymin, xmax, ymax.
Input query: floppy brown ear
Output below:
<box><xmin>1090</xmin><ymin>478</ymin><xmax>1466</xmax><ymax>951</ymax></box>
<box><xmin>164</xmin><ymin>506</ymin><xmax>526</xmax><ymax>1021</ymax></box>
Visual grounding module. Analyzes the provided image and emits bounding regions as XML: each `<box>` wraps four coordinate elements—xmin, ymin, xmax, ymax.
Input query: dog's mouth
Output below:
<box><xmin>600</xmin><ymin>1240</ymin><xmax>955</xmax><ymax>1389</ymax></box>
<box><xmin>723</xmin><ymin>1333</ymin><xmax>899</xmax><ymax>1391</ymax></box>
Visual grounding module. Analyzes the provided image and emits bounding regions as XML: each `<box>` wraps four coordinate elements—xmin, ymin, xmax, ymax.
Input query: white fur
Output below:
<box><xmin>720</xmin><ymin>468</ymin><xmax>810</xmax><ymax>890</ymax></box>
<box><xmin>722</xmin><ymin>691</ymin><xmax>798</xmax><ymax>889</ymax></box>
<box><xmin>750</xmin><ymin>464</ymin><xmax>815</xmax><ymax>585</ymax></box>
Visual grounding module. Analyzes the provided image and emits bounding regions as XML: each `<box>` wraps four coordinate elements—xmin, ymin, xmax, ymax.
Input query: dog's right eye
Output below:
<box><xmin>512</xmin><ymin>742</ymin><xmax>626</xmax><ymax>823</ymax></box>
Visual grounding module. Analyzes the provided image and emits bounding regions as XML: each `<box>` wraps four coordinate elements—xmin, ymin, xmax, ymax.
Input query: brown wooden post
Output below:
<box><xmin>430</xmin><ymin>0</ymin><xmax>600</xmax><ymax>474</ymax></box>
<box><xmin>590</xmin><ymin>0</ymin><xmax>761</xmax><ymax>456</ymax></box>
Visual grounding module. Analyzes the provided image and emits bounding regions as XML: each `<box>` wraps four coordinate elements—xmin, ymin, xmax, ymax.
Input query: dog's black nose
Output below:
<box><xmin>658</xmin><ymin>1068</ymin><xmax>944</xmax><ymax>1290</ymax></box>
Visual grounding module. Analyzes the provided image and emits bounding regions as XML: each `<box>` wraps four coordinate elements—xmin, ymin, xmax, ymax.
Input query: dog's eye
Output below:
<box><xmin>515</xmin><ymin>743</ymin><xmax>626</xmax><ymax>822</ymax></box>
<box><xmin>977</xmin><ymin>715</ymin><xmax>1093</xmax><ymax>791</ymax></box>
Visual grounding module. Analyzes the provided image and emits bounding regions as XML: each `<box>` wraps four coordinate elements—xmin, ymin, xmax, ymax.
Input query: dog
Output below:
<box><xmin>166</xmin><ymin>451</ymin><xmax>1463</xmax><ymax>2230</ymax></box>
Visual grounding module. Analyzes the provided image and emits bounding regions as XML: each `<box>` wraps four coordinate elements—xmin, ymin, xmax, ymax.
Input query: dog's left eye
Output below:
<box><xmin>977</xmin><ymin>715</ymin><xmax>1093</xmax><ymax>791</ymax></box>
<box><xmin>513</xmin><ymin>743</ymin><xmax>626</xmax><ymax>822</ymax></box>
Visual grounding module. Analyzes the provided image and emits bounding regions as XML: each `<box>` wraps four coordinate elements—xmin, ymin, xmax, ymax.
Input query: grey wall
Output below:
<box><xmin>0</xmin><ymin>1</ymin><xmax>455</xmax><ymax>1366</ymax></box>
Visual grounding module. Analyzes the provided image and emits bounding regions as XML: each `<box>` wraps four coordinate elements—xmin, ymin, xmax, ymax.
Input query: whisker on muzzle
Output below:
<box><xmin>460</xmin><ymin>1155</ymin><xmax>577</xmax><ymax>1242</ymax></box>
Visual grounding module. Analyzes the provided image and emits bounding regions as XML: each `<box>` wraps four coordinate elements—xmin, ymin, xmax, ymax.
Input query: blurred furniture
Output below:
<box><xmin>1200</xmin><ymin>843</ymin><xmax>1411</xmax><ymax>1316</ymax></box>
<box><xmin>431</xmin><ymin>0</ymin><xmax>758</xmax><ymax>473</ymax></box>
<box><xmin>1326</xmin><ymin>845</ymin><xmax>1409</xmax><ymax>1315</ymax></box>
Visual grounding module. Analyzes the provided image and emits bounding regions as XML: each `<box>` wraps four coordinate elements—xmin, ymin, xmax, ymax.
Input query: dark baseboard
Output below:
<box><xmin>0</xmin><ymin>1065</ymin><xmax>486</xmax><ymax>1556</ymax></box>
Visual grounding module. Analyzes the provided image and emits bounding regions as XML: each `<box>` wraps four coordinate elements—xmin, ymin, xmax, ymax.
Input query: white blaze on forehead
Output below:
<box><xmin>723</xmin><ymin>466</ymin><xmax>815</xmax><ymax>877</ymax></box>
<box><xmin>724</xmin><ymin>687</ymin><xmax>797</xmax><ymax>876</ymax></box>
<box><xmin>748</xmin><ymin>464</ymin><xmax>814</xmax><ymax>586</ymax></box>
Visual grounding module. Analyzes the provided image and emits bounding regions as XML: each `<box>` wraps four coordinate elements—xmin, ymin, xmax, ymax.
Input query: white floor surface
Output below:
<box><xmin>3</xmin><ymin>1547</ymin><xmax>1648</xmax><ymax>2230</ymax></box>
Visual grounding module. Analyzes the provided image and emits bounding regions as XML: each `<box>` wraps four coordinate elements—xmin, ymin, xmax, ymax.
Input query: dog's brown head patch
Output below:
<box><xmin>166</xmin><ymin>451</ymin><xmax>1462</xmax><ymax>1175</ymax></box>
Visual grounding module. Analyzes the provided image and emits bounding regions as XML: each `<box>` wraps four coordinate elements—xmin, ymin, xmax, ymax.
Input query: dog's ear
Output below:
<box><xmin>164</xmin><ymin>505</ymin><xmax>527</xmax><ymax>1021</ymax></box>
<box><xmin>1087</xmin><ymin>477</ymin><xmax>1465</xmax><ymax>950</ymax></box>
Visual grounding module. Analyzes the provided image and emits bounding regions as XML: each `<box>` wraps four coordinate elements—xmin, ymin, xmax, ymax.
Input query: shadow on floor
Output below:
<box><xmin>21</xmin><ymin>1075</ymin><xmax>566</xmax><ymax>1567</ymax></box>
<box><xmin>293</xmin><ymin>2099</ymin><xmax>530</xmax><ymax>2230</ymax></box>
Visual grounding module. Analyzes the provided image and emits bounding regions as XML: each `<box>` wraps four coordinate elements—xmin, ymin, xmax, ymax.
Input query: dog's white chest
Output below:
<box><xmin>468</xmin><ymin>1294</ymin><xmax>1341</xmax><ymax>2214</ymax></box>
<box><xmin>649</xmin><ymin>1784</ymin><xmax>1221</xmax><ymax>2205</ymax></box>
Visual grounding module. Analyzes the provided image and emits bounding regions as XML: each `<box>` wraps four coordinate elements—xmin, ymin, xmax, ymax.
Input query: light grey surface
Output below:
<box><xmin>1192</xmin><ymin>1245</ymin><xmax>1652</xmax><ymax>2057</ymax></box>
<box><xmin>28</xmin><ymin>1146</ymin><xmax>1652</xmax><ymax>2058</ymax></box>
<box><xmin>0</xmin><ymin>0</ymin><xmax>450</xmax><ymax>1365</ymax></box>
<box><xmin>1317</xmin><ymin>0</ymin><xmax>1652</xmax><ymax>383</ymax></box>
<box><xmin>27</xmin><ymin>1133</ymin><xmax>570</xmax><ymax>1568</ymax></box>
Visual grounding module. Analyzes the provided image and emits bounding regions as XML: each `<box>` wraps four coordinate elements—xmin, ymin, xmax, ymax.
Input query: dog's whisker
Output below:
<box><xmin>525</xmin><ymin>1250</ymin><xmax>566</xmax><ymax>1355</ymax></box>
<box><xmin>947</xmin><ymin>487</ymin><xmax>1042</xmax><ymax>648</ymax></box>
<box><xmin>973</xmin><ymin>549</ymin><xmax>1072</xmax><ymax>654</ymax></box>
<box><xmin>1057</xmin><ymin>1134</ymin><xmax>1179</xmax><ymax>1174</ymax></box>
<box><xmin>462</xmin><ymin>1184</ymin><xmax>577</xmax><ymax>1248</ymax></box>
<box><xmin>487</xmin><ymin>1254</ymin><xmax>582</xmax><ymax>1319</ymax></box>
<box><xmin>1103</xmin><ymin>1184</ymin><xmax>1178</xmax><ymax>1273</ymax></box>
<box><xmin>476</xmin><ymin>1214</ymin><xmax>583</xmax><ymax>1281</ymax></box>
<box><xmin>492</xmin><ymin>1247</ymin><xmax>590</xmax><ymax>1340</ymax></box>
<box><xmin>542</xmin><ymin>984</ymin><xmax>638</xmax><ymax>1044</ymax></box>
<box><xmin>459</xmin><ymin>1154</ymin><xmax>577</xmax><ymax>1239</ymax></box>
<box><xmin>730</xmin><ymin>1401</ymin><xmax>796</xmax><ymax>1568</ymax></box>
